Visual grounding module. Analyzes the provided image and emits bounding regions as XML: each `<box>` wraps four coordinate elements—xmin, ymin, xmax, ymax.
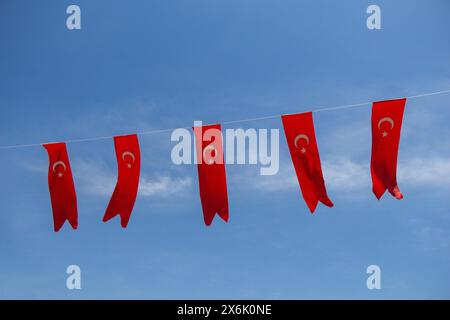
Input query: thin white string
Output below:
<box><xmin>1</xmin><ymin>88</ymin><xmax>450</xmax><ymax>150</ymax></box>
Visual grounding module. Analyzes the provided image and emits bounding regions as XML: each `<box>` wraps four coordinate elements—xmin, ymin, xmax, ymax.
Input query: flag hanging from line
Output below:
<box><xmin>43</xmin><ymin>142</ymin><xmax>78</xmax><ymax>232</ymax></box>
<box><xmin>193</xmin><ymin>123</ymin><xmax>230</xmax><ymax>226</ymax></box>
<box><xmin>37</xmin><ymin>96</ymin><xmax>413</xmax><ymax>230</ymax></box>
<box><xmin>281</xmin><ymin>112</ymin><xmax>334</xmax><ymax>213</ymax></box>
<box><xmin>103</xmin><ymin>134</ymin><xmax>141</xmax><ymax>228</ymax></box>
<box><xmin>371</xmin><ymin>98</ymin><xmax>406</xmax><ymax>200</ymax></box>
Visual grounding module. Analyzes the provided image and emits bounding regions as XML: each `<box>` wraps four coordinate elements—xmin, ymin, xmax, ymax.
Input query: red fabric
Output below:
<box><xmin>103</xmin><ymin>134</ymin><xmax>141</xmax><ymax>228</ymax></box>
<box><xmin>193</xmin><ymin>124</ymin><xmax>229</xmax><ymax>226</ymax></box>
<box><xmin>43</xmin><ymin>142</ymin><xmax>78</xmax><ymax>232</ymax></box>
<box><xmin>371</xmin><ymin>98</ymin><xmax>406</xmax><ymax>200</ymax></box>
<box><xmin>281</xmin><ymin>112</ymin><xmax>333</xmax><ymax>213</ymax></box>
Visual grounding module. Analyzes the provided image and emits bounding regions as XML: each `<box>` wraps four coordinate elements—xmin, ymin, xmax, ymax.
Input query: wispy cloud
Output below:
<box><xmin>235</xmin><ymin>155</ymin><xmax>450</xmax><ymax>196</ymax></box>
<box><xmin>139</xmin><ymin>176</ymin><xmax>192</xmax><ymax>197</ymax></box>
<box><xmin>73</xmin><ymin>160</ymin><xmax>116</xmax><ymax>197</ymax></box>
<box><xmin>326</xmin><ymin>156</ymin><xmax>450</xmax><ymax>193</ymax></box>
<box><xmin>399</xmin><ymin>157</ymin><xmax>450</xmax><ymax>188</ymax></box>
<box><xmin>73</xmin><ymin>160</ymin><xmax>192</xmax><ymax>198</ymax></box>
<box><xmin>322</xmin><ymin>158</ymin><xmax>370</xmax><ymax>191</ymax></box>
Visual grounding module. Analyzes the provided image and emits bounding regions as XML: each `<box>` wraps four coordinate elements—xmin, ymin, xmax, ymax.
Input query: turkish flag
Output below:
<box><xmin>281</xmin><ymin>112</ymin><xmax>333</xmax><ymax>213</ymax></box>
<box><xmin>193</xmin><ymin>123</ymin><xmax>229</xmax><ymax>226</ymax></box>
<box><xmin>371</xmin><ymin>98</ymin><xmax>406</xmax><ymax>200</ymax></box>
<box><xmin>43</xmin><ymin>142</ymin><xmax>78</xmax><ymax>232</ymax></box>
<box><xmin>103</xmin><ymin>134</ymin><xmax>141</xmax><ymax>228</ymax></box>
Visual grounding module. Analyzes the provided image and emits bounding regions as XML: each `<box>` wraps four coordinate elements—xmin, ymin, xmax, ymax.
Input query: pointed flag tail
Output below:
<box><xmin>281</xmin><ymin>112</ymin><xmax>333</xmax><ymax>213</ymax></box>
<box><xmin>370</xmin><ymin>98</ymin><xmax>406</xmax><ymax>200</ymax></box>
<box><xmin>43</xmin><ymin>142</ymin><xmax>78</xmax><ymax>232</ymax></box>
<box><xmin>103</xmin><ymin>134</ymin><xmax>141</xmax><ymax>228</ymax></box>
<box><xmin>193</xmin><ymin>123</ymin><xmax>230</xmax><ymax>226</ymax></box>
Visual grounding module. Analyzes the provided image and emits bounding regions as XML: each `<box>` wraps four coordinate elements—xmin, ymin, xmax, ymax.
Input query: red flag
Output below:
<box><xmin>281</xmin><ymin>112</ymin><xmax>333</xmax><ymax>213</ymax></box>
<box><xmin>103</xmin><ymin>134</ymin><xmax>141</xmax><ymax>228</ymax></box>
<box><xmin>193</xmin><ymin>123</ymin><xmax>229</xmax><ymax>226</ymax></box>
<box><xmin>43</xmin><ymin>142</ymin><xmax>78</xmax><ymax>232</ymax></box>
<box><xmin>371</xmin><ymin>98</ymin><xmax>406</xmax><ymax>200</ymax></box>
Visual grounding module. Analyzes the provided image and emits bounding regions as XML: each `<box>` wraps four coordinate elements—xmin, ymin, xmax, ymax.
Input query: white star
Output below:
<box><xmin>382</xmin><ymin>131</ymin><xmax>388</xmax><ymax>137</ymax></box>
<box><xmin>57</xmin><ymin>173</ymin><xmax>63</xmax><ymax>178</ymax></box>
<box><xmin>127</xmin><ymin>164</ymin><xmax>132</xmax><ymax>168</ymax></box>
<box><xmin>301</xmin><ymin>147</ymin><xmax>306</xmax><ymax>154</ymax></box>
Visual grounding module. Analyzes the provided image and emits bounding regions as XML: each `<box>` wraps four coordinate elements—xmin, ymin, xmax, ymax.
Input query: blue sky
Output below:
<box><xmin>0</xmin><ymin>0</ymin><xmax>450</xmax><ymax>299</ymax></box>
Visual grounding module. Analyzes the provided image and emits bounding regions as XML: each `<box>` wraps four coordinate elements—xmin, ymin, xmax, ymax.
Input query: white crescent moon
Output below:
<box><xmin>294</xmin><ymin>134</ymin><xmax>310</xmax><ymax>148</ymax></box>
<box><xmin>52</xmin><ymin>161</ymin><xmax>67</xmax><ymax>173</ymax></box>
<box><xmin>378</xmin><ymin>117</ymin><xmax>394</xmax><ymax>130</ymax></box>
<box><xmin>122</xmin><ymin>151</ymin><xmax>136</xmax><ymax>163</ymax></box>
<box><xmin>203</xmin><ymin>145</ymin><xmax>216</xmax><ymax>164</ymax></box>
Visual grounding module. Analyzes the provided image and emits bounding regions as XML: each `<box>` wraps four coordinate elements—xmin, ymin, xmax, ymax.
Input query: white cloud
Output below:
<box><xmin>324</xmin><ymin>156</ymin><xmax>450</xmax><ymax>192</ymax></box>
<box><xmin>322</xmin><ymin>158</ymin><xmax>370</xmax><ymax>191</ymax></box>
<box><xmin>139</xmin><ymin>176</ymin><xmax>192</xmax><ymax>197</ymax></box>
<box><xmin>398</xmin><ymin>157</ymin><xmax>450</xmax><ymax>188</ymax></box>
<box><xmin>235</xmin><ymin>155</ymin><xmax>450</xmax><ymax>196</ymax></box>
<box><xmin>232</xmin><ymin>157</ymin><xmax>368</xmax><ymax>194</ymax></box>
<box><xmin>73</xmin><ymin>160</ymin><xmax>192</xmax><ymax>198</ymax></box>
<box><xmin>73</xmin><ymin>160</ymin><xmax>115</xmax><ymax>197</ymax></box>
<box><xmin>242</xmin><ymin>164</ymin><xmax>297</xmax><ymax>192</ymax></box>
